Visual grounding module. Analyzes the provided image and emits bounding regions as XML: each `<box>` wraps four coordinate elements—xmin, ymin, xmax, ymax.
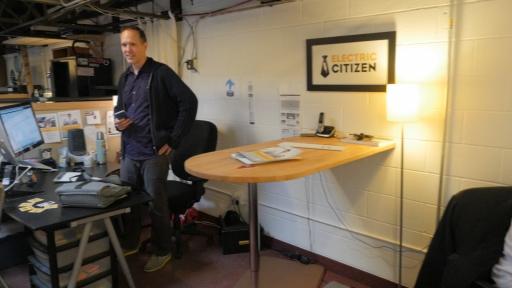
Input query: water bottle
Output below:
<box><xmin>58</xmin><ymin>146</ymin><xmax>68</xmax><ymax>168</ymax></box>
<box><xmin>96</xmin><ymin>131</ymin><xmax>106</xmax><ymax>165</ymax></box>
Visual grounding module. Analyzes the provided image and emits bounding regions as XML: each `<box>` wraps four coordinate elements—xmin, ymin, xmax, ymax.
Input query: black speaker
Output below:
<box><xmin>68</xmin><ymin>129</ymin><xmax>86</xmax><ymax>156</ymax></box>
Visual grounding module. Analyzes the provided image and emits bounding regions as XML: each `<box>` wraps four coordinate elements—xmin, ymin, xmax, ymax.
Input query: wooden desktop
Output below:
<box><xmin>185</xmin><ymin>136</ymin><xmax>395</xmax><ymax>287</ymax></box>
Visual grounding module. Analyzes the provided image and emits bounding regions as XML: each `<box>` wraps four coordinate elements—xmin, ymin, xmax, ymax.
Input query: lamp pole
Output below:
<box><xmin>386</xmin><ymin>83</ymin><xmax>420</xmax><ymax>288</ymax></box>
<box><xmin>398</xmin><ymin>124</ymin><xmax>404</xmax><ymax>288</ymax></box>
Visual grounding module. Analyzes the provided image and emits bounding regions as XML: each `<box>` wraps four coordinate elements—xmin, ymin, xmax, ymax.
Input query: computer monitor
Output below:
<box><xmin>0</xmin><ymin>102</ymin><xmax>44</xmax><ymax>158</ymax></box>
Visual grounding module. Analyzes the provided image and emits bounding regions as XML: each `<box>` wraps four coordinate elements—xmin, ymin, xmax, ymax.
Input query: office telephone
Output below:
<box><xmin>315</xmin><ymin>112</ymin><xmax>336</xmax><ymax>138</ymax></box>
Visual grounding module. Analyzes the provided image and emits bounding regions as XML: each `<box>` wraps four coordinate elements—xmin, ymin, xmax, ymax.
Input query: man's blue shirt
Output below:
<box><xmin>122</xmin><ymin>58</ymin><xmax>154</xmax><ymax>160</ymax></box>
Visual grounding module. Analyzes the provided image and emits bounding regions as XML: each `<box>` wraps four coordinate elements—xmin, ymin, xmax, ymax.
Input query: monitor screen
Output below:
<box><xmin>0</xmin><ymin>102</ymin><xmax>44</xmax><ymax>157</ymax></box>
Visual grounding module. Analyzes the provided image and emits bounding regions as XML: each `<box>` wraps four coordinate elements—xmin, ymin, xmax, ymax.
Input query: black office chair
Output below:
<box><xmin>415</xmin><ymin>186</ymin><xmax>512</xmax><ymax>288</ymax></box>
<box><xmin>113</xmin><ymin>120</ymin><xmax>217</xmax><ymax>257</ymax></box>
<box><xmin>165</xmin><ymin>120</ymin><xmax>217</xmax><ymax>258</ymax></box>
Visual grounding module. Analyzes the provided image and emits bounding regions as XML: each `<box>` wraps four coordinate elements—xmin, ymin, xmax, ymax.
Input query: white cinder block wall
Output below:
<box><xmin>177</xmin><ymin>0</ymin><xmax>512</xmax><ymax>286</ymax></box>
<box><xmin>19</xmin><ymin>0</ymin><xmax>509</xmax><ymax>286</ymax></box>
<box><xmin>443</xmin><ymin>0</ymin><xmax>512</xmax><ymax>201</ymax></box>
<box><xmin>178</xmin><ymin>0</ymin><xmax>452</xmax><ymax>286</ymax></box>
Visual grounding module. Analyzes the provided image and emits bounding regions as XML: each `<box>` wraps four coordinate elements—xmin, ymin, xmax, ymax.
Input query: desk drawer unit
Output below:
<box><xmin>31</xmin><ymin>275</ymin><xmax>112</xmax><ymax>288</ymax></box>
<box><xmin>30</xmin><ymin>236</ymin><xmax>110</xmax><ymax>268</ymax></box>
<box><xmin>28</xmin><ymin>221</ymin><xmax>117</xmax><ymax>288</ymax></box>
<box><xmin>33</xmin><ymin>221</ymin><xmax>105</xmax><ymax>247</ymax></box>
<box><xmin>30</xmin><ymin>255</ymin><xmax>111</xmax><ymax>288</ymax></box>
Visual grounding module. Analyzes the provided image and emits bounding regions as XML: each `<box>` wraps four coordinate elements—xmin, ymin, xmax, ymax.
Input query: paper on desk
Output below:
<box><xmin>341</xmin><ymin>137</ymin><xmax>394</xmax><ymax>147</ymax></box>
<box><xmin>232</xmin><ymin>147</ymin><xmax>301</xmax><ymax>165</ymax></box>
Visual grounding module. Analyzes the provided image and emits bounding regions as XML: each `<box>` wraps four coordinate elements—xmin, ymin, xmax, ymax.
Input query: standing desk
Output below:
<box><xmin>185</xmin><ymin>136</ymin><xmax>395</xmax><ymax>288</ymax></box>
<box><xmin>2</xmin><ymin>165</ymin><xmax>152</xmax><ymax>288</ymax></box>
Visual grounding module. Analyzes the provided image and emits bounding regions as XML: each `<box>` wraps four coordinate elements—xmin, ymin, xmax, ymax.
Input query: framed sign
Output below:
<box><xmin>307</xmin><ymin>31</ymin><xmax>396</xmax><ymax>92</ymax></box>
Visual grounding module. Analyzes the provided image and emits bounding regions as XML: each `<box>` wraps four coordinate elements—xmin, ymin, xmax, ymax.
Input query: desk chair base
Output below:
<box><xmin>234</xmin><ymin>256</ymin><xmax>324</xmax><ymax>288</ymax></box>
<box><xmin>138</xmin><ymin>218</ymin><xmax>214</xmax><ymax>259</ymax></box>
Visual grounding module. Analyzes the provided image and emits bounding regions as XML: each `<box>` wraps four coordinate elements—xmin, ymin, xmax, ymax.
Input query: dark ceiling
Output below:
<box><xmin>0</xmin><ymin>0</ymin><xmax>179</xmax><ymax>52</ymax></box>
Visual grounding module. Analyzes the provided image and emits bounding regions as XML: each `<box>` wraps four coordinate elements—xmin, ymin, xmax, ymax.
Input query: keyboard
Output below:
<box><xmin>278</xmin><ymin>142</ymin><xmax>344</xmax><ymax>151</ymax></box>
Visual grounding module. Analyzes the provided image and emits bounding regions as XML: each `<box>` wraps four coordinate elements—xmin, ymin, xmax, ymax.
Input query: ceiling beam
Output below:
<box><xmin>19</xmin><ymin>0</ymin><xmax>60</xmax><ymax>5</ymax></box>
<box><xmin>45</xmin><ymin>22</ymin><xmax>117</xmax><ymax>32</ymax></box>
<box><xmin>0</xmin><ymin>0</ymin><xmax>96</xmax><ymax>36</ymax></box>
<box><xmin>69</xmin><ymin>0</ymin><xmax>154</xmax><ymax>21</ymax></box>
<box><xmin>0</xmin><ymin>17</ymin><xmax>22</xmax><ymax>24</ymax></box>
<box><xmin>0</xmin><ymin>0</ymin><xmax>167</xmax><ymax>40</ymax></box>
<box><xmin>4</xmin><ymin>7</ymin><xmax>23</xmax><ymax>23</ymax></box>
<box><xmin>22</xmin><ymin>1</ymin><xmax>42</xmax><ymax>18</ymax></box>
<box><xmin>0</xmin><ymin>1</ymin><xmax>6</xmax><ymax>16</ymax></box>
<box><xmin>101</xmin><ymin>7</ymin><xmax>170</xmax><ymax>19</ymax></box>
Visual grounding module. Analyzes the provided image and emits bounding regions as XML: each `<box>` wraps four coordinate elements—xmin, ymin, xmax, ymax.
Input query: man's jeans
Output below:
<box><xmin>119</xmin><ymin>155</ymin><xmax>171</xmax><ymax>256</ymax></box>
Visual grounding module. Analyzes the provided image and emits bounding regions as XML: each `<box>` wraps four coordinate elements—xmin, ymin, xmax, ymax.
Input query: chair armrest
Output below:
<box><xmin>188</xmin><ymin>176</ymin><xmax>207</xmax><ymax>184</ymax></box>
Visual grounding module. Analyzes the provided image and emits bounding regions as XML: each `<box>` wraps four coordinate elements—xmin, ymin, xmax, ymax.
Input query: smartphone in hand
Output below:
<box><xmin>114</xmin><ymin>110</ymin><xmax>127</xmax><ymax>119</ymax></box>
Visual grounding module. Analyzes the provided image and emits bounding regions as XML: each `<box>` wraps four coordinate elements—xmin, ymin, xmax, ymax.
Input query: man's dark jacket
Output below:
<box><xmin>115</xmin><ymin>58</ymin><xmax>198</xmax><ymax>156</ymax></box>
<box><xmin>415</xmin><ymin>186</ymin><xmax>512</xmax><ymax>288</ymax></box>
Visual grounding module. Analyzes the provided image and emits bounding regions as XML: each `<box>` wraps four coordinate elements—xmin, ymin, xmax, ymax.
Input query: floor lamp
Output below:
<box><xmin>386</xmin><ymin>84</ymin><xmax>420</xmax><ymax>287</ymax></box>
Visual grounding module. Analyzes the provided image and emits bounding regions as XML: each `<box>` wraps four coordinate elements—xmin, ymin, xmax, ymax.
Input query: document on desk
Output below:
<box><xmin>340</xmin><ymin>137</ymin><xmax>394</xmax><ymax>147</ymax></box>
<box><xmin>53</xmin><ymin>172</ymin><xmax>82</xmax><ymax>183</ymax></box>
<box><xmin>232</xmin><ymin>147</ymin><xmax>302</xmax><ymax>165</ymax></box>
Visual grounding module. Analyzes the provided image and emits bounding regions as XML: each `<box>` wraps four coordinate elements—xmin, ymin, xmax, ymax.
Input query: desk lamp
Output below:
<box><xmin>386</xmin><ymin>83</ymin><xmax>420</xmax><ymax>287</ymax></box>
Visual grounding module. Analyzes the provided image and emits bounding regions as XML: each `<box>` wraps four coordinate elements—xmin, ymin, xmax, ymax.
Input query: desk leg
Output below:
<box><xmin>104</xmin><ymin>218</ymin><xmax>136</xmax><ymax>288</ymax></box>
<box><xmin>234</xmin><ymin>183</ymin><xmax>325</xmax><ymax>288</ymax></box>
<box><xmin>67</xmin><ymin>222</ymin><xmax>92</xmax><ymax>288</ymax></box>
<box><xmin>249</xmin><ymin>183</ymin><xmax>259</xmax><ymax>273</ymax></box>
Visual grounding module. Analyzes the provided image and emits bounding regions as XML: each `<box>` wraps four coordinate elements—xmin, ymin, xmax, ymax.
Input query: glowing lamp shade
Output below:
<box><xmin>386</xmin><ymin>84</ymin><xmax>420</xmax><ymax>123</ymax></box>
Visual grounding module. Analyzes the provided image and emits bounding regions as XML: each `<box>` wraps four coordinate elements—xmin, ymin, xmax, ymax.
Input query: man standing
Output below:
<box><xmin>114</xmin><ymin>26</ymin><xmax>197</xmax><ymax>272</ymax></box>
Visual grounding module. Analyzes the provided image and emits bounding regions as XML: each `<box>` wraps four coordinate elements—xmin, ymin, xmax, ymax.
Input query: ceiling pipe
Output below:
<box><xmin>60</xmin><ymin>0</ymin><xmax>86</xmax><ymax>7</ymax></box>
<box><xmin>0</xmin><ymin>0</ymin><xmax>95</xmax><ymax>36</ymax></box>
<box><xmin>89</xmin><ymin>7</ymin><xmax>170</xmax><ymax>20</ymax></box>
<box><xmin>20</xmin><ymin>0</ymin><xmax>60</xmax><ymax>4</ymax></box>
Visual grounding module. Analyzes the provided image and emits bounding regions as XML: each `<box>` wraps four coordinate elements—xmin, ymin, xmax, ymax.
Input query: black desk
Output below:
<box><xmin>2</xmin><ymin>165</ymin><xmax>151</xmax><ymax>288</ymax></box>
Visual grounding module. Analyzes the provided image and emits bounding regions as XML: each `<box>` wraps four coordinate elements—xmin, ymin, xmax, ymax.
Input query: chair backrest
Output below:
<box><xmin>170</xmin><ymin>120</ymin><xmax>217</xmax><ymax>181</ymax></box>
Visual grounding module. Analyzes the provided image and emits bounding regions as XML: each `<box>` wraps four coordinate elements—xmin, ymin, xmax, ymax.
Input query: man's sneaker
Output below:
<box><xmin>143</xmin><ymin>254</ymin><xmax>172</xmax><ymax>272</ymax></box>
<box><xmin>122</xmin><ymin>243</ymin><xmax>141</xmax><ymax>257</ymax></box>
